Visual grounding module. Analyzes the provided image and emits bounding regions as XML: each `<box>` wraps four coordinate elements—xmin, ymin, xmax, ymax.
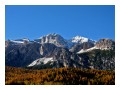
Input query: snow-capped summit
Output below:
<box><xmin>35</xmin><ymin>34</ymin><xmax>96</xmax><ymax>48</ymax></box>
<box><xmin>71</xmin><ymin>36</ymin><xmax>89</xmax><ymax>43</ymax></box>
<box><xmin>6</xmin><ymin>34</ymin><xmax>96</xmax><ymax>49</ymax></box>
<box><xmin>71</xmin><ymin>35</ymin><xmax>96</xmax><ymax>44</ymax></box>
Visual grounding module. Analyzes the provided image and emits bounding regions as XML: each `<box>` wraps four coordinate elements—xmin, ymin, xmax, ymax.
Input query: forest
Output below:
<box><xmin>5</xmin><ymin>66</ymin><xmax>115</xmax><ymax>85</ymax></box>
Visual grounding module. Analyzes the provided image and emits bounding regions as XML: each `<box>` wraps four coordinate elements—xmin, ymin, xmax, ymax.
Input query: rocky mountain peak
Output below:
<box><xmin>95</xmin><ymin>38</ymin><xmax>115</xmax><ymax>50</ymax></box>
<box><xmin>38</xmin><ymin>33</ymin><xmax>68</xmax><ymax>47</ymax></box>
<box><xmin>39</xmin><ymin>33</ymin><xmax>59</xmax><ymax>39</ymax></box>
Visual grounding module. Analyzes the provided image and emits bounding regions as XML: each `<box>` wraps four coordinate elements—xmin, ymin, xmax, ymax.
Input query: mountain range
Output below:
<box><xmin>5</xmin><ymin>33</ymin><xmax>115</xmax><ymax>70</ymax></box>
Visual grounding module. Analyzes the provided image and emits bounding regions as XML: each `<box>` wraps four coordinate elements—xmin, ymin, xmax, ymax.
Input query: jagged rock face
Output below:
<box><xmin>5</xmin><ymin>40</ymin><xmax>11</xmax><ymax>48</ymax></box>
<box><xmin>51</xmin><ymin>48</ymin><xmax>81</xmax><ymax>68</ymax></box>
<box><xmin>69</xmin><ymin>42</ymin><xmax>94</xmax><ymax>53</ymax></box>
<box><xmin>95</xmin><ymin>39</ymin><xmax>115</xmax><ymax>50</ymax></box>
<box><xmin>78</xmin><ymin>49</ymin><xmax>115</xmax><ymax>70</ymax></box>
<box><xmin>34</xmin><ymin>33</ymin><xmax>96</xmax><ymax>49</ymax></box>
<box><xmin>5</xmin><ymin>42</ymin><xmax>42</xmax><ymax>67</ymax></box>
<box><xmin>27</xmin><ymin>47</ymin><xmax>82</xmax><ymax>68</ymax></box>
<box><xmin>37</xmin><ymin>33</ymin><xmax>68</xmax><ymax>47</ymax></box>
<box><xmin>69</xmin><ymin>44</ymin><xmax>82</xmax><ymax>53</ymax></box>
<box><xmin>5</xmin><ymin>39</ymin><xmax>30</xmax><ymax>48</ymax></box>
<box><xmin>39</xmin><ymin>43</ymin><xmax>58</xmax><ymax>57</ymax></box>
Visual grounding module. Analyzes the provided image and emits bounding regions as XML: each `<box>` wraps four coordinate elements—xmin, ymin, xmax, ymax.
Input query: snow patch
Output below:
<box><xmin>22</xmin><ymin>38</ymin><xmax>30</xmax><ymax>42</ymax></box>
<box><xmin>10</xmin><ymin>40</ymin><xmax>24</xmax><ymax>44</ymax></box>
<box><xmin>77</xmin><ymin>46</ymin><xmax>99</xmax><ymax>54</ymax></box>
<box><xmin>28</xmin><ymin>57</ymin><xmax>54</xmax><ymax>67</ymax></box>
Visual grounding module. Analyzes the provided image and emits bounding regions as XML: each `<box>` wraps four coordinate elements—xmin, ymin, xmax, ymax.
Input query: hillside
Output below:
<box><xmin>5</xmin><ymin>66</ymin><xmax>115</xmax><ymax>85</ymax></box>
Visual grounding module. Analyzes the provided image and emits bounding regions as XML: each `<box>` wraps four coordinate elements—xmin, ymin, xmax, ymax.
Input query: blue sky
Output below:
<box><xmin>5</xmin><ymin>5</ymin><xmax>115</xmax><ymax>40</ymax></box>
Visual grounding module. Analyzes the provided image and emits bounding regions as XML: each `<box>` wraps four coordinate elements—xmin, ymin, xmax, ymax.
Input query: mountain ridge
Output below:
<box><xmin>6</xmin><ymin>33</ymin><xmax>96</xmax><ymax>48</ymax></box>
<box><xmin>5</xmin><ymin>33</ymin><xmax>115</xmax><ymax>70</ymax></box>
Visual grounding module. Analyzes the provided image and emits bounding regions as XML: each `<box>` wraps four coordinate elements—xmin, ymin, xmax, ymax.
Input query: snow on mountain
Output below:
<box><xmin>14</xmin><ymin>38</ymin><xmax>30</xmax><ymax>42</ymax></box>
<box><xmin>36</xmin><ymin>34</ymin><xmax>96</xmax><ymax>48</ymax></box>
<box><xmin>10</xmin><ymin>38</ymin><xmax>30</xmax><ymax>44</ymax></box>
<box><xmin>77</xmin><ymin>46</ymin><xmax>99</xmax><ymax>54</ymax></box>
<box><xmin>71</xmin><ymin>35</ymin><xmax>96</xmax><ymax>44</ymax></box>
<box><xmin>6</xmin><ymin>34</ymin><xmax>96</xmax><ymax>48</ymax></box>
<box><xmin>77</xmin><ymin>38</ymin><xmax>115</xmax><ymax>54</ymax></box>
<box><xmin>71</xmin><ymin>36</ymin><xmax>89</xmax><ymax>43</ymax></box>
<box><xmin>5</xmin><ymin>34</ymin><xmax>115</xmax><ymax>70</ymax></box>
<box><xmin>22</xmin><ymin>38</ymin><xmax>30</xmax><ymax>42</ymax></box>
<box><xmin>28</xmin><ymin>57</ymin><xmax>54</xmax><ymax>67</ymax></box>
<box><xmin>10</xmin><ymin>40</ymin><xmax>24</xmax><ymax>44</ymax></box>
